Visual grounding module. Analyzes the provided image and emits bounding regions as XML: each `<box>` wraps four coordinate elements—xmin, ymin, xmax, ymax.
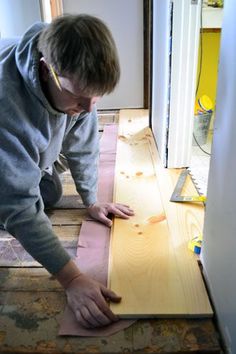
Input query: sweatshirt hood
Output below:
<box><xmin>15</xmin><ymin>23</ymin><xmax>62</xmax><ymax>117</ymax></box>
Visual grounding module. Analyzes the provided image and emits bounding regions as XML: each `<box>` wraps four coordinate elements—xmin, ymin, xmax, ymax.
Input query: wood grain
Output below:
<box><xmin>0</xmin><ymin>225</ymin><xmax>82</xmax><ymax>267</ymax></box>
<box><xmin>108</xmin><ymin>109</ymin><xmax>213</xmax><ymax>317</ymax></box>
<box><xmin>46</xmin><ymin>209</ymin><xmax>87</xmax><ymax>226</ymax></box>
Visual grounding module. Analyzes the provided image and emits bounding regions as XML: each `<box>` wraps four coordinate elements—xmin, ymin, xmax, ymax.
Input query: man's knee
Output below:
<box><xmin>40</xmin><ymin>165</ymin><xmax>63</xmax><ymax>207</ymax></box>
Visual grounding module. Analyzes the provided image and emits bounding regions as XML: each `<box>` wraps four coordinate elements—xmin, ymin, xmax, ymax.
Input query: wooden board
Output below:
<box><xmin>108</xmin><ymin>109</ymin><xmax>213</xmax><ymax>317</ymax></box>
<box><xmin>46</xmin><ymin>209</ymin><xmax>87</xmax><ymax>225</ymax></box>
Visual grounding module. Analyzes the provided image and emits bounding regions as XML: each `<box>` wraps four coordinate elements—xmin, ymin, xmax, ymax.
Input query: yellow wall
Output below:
<box><xmin>196</xmin><ymin>30</ymin><xmax>221</xmax><ymax>109</ymax></box>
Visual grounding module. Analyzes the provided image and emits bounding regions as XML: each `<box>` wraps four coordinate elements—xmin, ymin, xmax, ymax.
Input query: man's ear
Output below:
<box><xmin>39</xmin><ymin>57</ymin><xmax>50</xmax><ymax>82</ymax></box>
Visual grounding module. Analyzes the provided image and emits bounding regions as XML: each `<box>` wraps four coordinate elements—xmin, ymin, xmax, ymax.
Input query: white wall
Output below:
<box><xmin>202</xmin><ymin>0</ymin><xmax>236</xmax><ymax>352</ymax></box>
<box><xmin>62</xmin><ymin>0</ymin><xmax>144</xmax><ymax>109</ymax></box>
<box><xmin>0</xmin><ymin>0</ymin><xmax>41</xmax><ymax>37</ymax></box>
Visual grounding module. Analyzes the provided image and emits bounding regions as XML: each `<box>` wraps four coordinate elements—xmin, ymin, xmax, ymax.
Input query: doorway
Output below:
<box><xmin>189</xmin><ymin>2</ymin><xmax>223</xmax><ymax>196</ymax></box>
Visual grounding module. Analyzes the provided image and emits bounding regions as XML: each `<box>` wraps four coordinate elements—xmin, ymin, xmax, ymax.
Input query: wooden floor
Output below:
<box><xmin>0</xmin><ymin>110</ymin><xmax>223</xmax><ymax>353</ymax></box>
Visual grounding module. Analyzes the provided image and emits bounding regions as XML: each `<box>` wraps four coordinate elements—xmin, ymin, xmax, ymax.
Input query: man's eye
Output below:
<box><xmin>64</xmin><ymin>90</ymin><xmax>78</xmax><ymax>98</ymax></box>
<box><xmin>71</xmin><ymin>93</ymin><xmax>80</xmax><ymax>99</ymax></box>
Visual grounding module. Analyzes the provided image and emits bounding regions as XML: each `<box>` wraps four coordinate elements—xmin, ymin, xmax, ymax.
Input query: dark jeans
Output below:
<box><xmin>39</xmin><ymin>165</ymin><xmax>63</xmax><ymax>208</ymax></box>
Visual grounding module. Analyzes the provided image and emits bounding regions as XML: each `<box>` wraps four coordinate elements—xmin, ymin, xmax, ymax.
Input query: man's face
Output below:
<box><xmin>40</xmin><ymin>59</ymin><xmax>101</xmax><ymax>116</ymax></box>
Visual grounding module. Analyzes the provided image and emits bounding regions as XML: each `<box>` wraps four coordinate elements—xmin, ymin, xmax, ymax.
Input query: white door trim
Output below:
<box><xmin>167</xmin><ymin>0</ymin><xmax>201</xmax><ymax>168</ymax></box>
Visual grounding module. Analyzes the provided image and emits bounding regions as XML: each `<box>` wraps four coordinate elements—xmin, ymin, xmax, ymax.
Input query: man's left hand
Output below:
<box><xmin>87</xmin><ymin>202</ymin><xmax>134</xmax><ymax>227</ymax></box>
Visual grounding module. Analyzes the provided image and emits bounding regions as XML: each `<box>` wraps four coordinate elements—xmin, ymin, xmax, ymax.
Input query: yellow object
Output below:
<box><xmin>196</xmin><ymin>31</ymin><xmax>221</xmax><ymax>109</ymax></box>
<box><xmin>199</xmin><ymin>95</ymin><xmax>213</xmax><ymax>112</ymax></box>
<box><xmin>195</xmin><ymin>95</ymin><xmax>213</xmax><ymax>114</ymax></box>
<box><xmin>188</xmin><ymin>196</ymin><xmax>207</xmax><ymax>202</ymax></box>
<box><xmin>49</xmin><ymin>64</ymin><xmax>62</xmax><ymax>91</ymax></box>
<box><xmin>188</xmin><ymin>235</ymin><xmax>203</xmax><ymax>254</ymax></box>
<box><xmin>207</xmin><ymin>0</ymin><xmax>223</xmax><ymax>7</ymax></box>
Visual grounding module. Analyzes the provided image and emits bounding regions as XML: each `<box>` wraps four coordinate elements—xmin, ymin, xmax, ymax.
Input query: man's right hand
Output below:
<box><xmin>65</xmin><ymin>273</ymin><xmax>121</xmax><ymax>328</ymax></box>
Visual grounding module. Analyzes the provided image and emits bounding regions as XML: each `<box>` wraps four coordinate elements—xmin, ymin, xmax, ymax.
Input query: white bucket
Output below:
<box><xmin>193</xmin><ymin>112</ymin><xmax>212</xmax><ymax>146</ymax></box>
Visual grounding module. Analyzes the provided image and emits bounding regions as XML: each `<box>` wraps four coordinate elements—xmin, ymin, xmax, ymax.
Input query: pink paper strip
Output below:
<box><xmin>76</xmin><ymin>221</ymin><xmax>110</xmax><ymax>286</ymax></box>
<box><xmin>97</xmin><ymin>159</ymin><xmax>116</xmax><ymax>203</ymax></box>
<box><xmin>59</xmin><ymin>124</ymin><xmax>135</xmax><ymax>336</ymax></box>
<box><xmin>99</xmin><ymin>123</ymin><xmax>118</xmax><ymax>155</ymax></box>
<box><xmin>59</xmin><ymin>307</ymin><xmax>133</xmax><ymax>337</ymax></box>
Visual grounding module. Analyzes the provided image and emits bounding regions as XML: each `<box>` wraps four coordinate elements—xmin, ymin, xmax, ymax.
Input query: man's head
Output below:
<box><xmin>38</xmin><ymin>14</ymin><xmax>120</xmax><ymax>115</ymax></box>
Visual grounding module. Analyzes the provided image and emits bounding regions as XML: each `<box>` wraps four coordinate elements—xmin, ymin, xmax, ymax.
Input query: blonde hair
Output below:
<box><xmin>38</xmin><ymin>14</ymin><xmax>120</xmax><ymax>96</ymax></box>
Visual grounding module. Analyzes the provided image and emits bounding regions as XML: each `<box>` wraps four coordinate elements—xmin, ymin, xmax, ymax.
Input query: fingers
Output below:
<box><xmin>87</xmin><ymin>202</ymin><xmax>135</xmax><ymax>227</ymax></box>
<box><xmin>96</xmin><ymin>212</ymin><xmax>112</xmax><ymax>227</ymax></box>
<box><xmin>88</xmin><ymin>301</ymin><xmax>113</xmax><ymax>326</ymax></box>
<box><xmin>67</xmin><ymin>274</ymin><xmax>120</xmax><ymax>329</ymax></box>
<box><xmin>96</xmin><ymin>204</ymin><xmax>133</xmax><ymax>225</ymax></box>
<box><xmin>76</xmin><ymin>303</ymin><xmax>111</xmax><ymax>328</ymax></box>
<box><xmin>107</xmin><ymin>203</ymin><xmax>135</xmax><ymax>219</ymax></box>
<box><xmin>75</xmin><ymin>290</ymin><xmax>120</xmax><ymax>328</ymax></box>
<box><xmin>75</xmin><ymin>307</ymin><xmax>94</xmax><ymax>328</ymax></box>
<box><xmin>101</xmin><ymin>286</ymin><xmax>122</xmax><ymax>303</ymax></box>
<box><xmin>87</xmin><ymin>203</ymin><xmax>112</xmax><ymax>226</ymax></box>
<box><xmin>116</xmin><ymin>203</ymin><xmax>130</xmax><ymax>208</ymax></box>
<box><xmin>94</xmin><ymin>291</ymin><xmax>120</xmax><ymax>323</ymax></box>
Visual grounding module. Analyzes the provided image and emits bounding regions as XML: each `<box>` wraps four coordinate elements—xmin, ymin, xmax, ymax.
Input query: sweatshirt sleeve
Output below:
<box><xmin>0</xmin><ymin>115</ymin><xmax>71</xmax><ymax>276</ymax></box>
<box><xmin>62</xmin><ymin>107</ymin><xmax>99</xmax><ymax>207</ymax></box>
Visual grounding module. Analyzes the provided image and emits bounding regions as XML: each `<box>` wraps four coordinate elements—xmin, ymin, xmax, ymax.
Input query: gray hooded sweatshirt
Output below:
<box><xmin>0</xmin><ymin>23</ymin><xmax>99</xmax><ymax>274</ymax></box>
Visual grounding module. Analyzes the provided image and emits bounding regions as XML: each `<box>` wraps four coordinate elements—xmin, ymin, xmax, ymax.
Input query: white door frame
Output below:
<box><xmin>167</xmin><ymin>0</ymin><xmax>201</xmax><ymax>168</ymax></box>
<box><xmin>152</xmin><ymin>0</ymin><xmax>201</xmax><ymax>168</ymax></box>
<box><xmin>151</xmin><ymin>0</ymin><xmax>172</xmax><ymax>167</ymax></box>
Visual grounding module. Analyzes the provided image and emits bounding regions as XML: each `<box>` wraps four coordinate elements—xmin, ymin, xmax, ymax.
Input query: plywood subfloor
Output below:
<box><xmin>109</xmin><ymin>109</ymin><xmax>213</xmax><ymax>318</ymax></box>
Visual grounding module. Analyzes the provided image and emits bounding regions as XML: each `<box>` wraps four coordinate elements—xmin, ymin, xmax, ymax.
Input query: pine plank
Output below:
<box><xmin>109</xmin><ymin>109</ymin><xmax>212</xmax><ymax>317</ymax></box>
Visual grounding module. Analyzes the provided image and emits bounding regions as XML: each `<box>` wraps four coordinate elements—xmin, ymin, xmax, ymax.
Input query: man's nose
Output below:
<box><xmin>80</xmin><ymin>97</ymin><xmax>99</xmax><ymax>113</ymax></box>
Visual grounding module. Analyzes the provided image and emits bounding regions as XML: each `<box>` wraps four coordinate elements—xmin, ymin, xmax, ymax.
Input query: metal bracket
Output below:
<box><xmin>170</xmin><ymin>169</ymin><xmax>206</xmax><ymax>203</ymax></box>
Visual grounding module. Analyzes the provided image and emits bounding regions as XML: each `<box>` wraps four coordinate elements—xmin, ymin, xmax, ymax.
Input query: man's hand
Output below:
<box><xmin>87</xmin><ymin>202</ymin><xmax>134</xmax><ymax>227</ymax></box>
<box><xmin>56</xmin><ymin>260</ymin><xmax>120</xmax><ymax>328</ymax></box>
<box><xmin>66</xmin><ymin>273</ymin><xmax>121</xmax><ymax>328</ymax></box>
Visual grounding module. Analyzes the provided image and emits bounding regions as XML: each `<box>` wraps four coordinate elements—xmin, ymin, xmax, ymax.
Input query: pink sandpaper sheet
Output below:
<box><xmin>59</xmin><ymin>124</ymin><xmax>135</xmax><ymax>336</ymax></box>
